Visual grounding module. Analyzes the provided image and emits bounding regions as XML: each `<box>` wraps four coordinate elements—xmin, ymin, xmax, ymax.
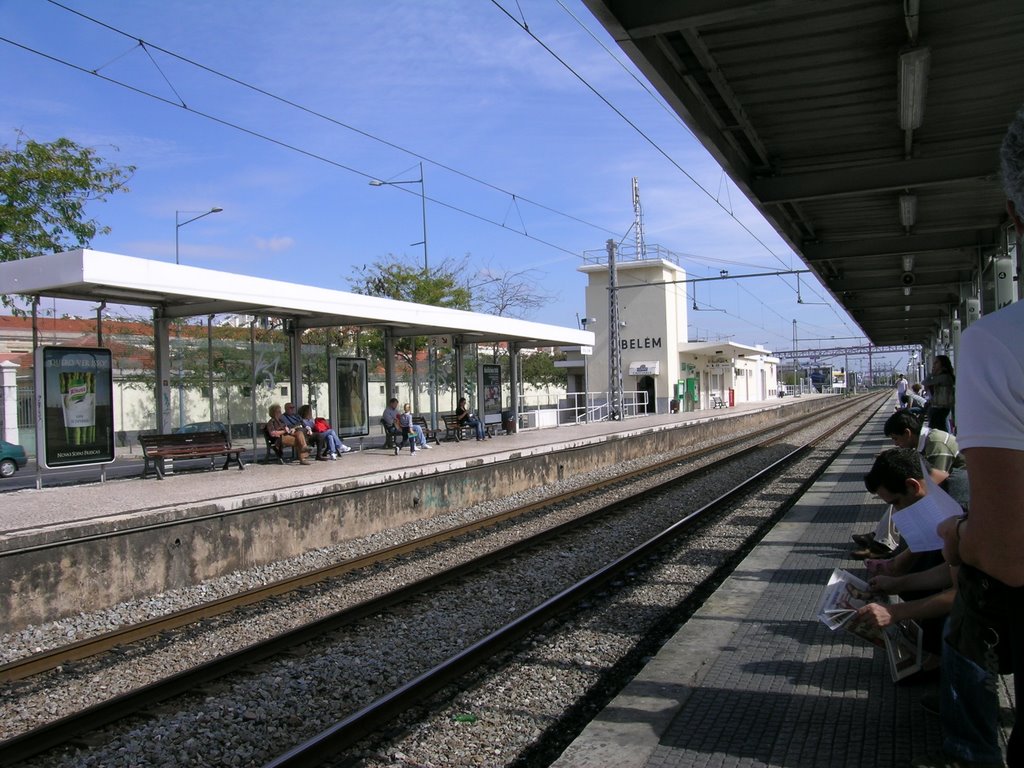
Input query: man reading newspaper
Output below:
<box><xmin>820</xmin><ymin>448</ymin><xmax>960</xmax><ymax>677</ymax></box>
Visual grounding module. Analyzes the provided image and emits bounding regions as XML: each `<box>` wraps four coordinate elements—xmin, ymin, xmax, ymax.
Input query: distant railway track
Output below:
<box><xmin>0</xmin><ymin>394</ymin><xmax>885</xmax><ymax>767</ymax></box>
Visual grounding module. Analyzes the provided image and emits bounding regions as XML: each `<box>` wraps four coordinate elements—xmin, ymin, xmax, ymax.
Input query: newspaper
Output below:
<box><xmin>815</xmin><ymin>568</ymin><xmax>924</xmax><ymax>681</ymax></box>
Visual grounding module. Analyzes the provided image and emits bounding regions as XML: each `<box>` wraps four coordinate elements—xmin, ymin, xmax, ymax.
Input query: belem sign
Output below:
<box><xmin>619</xmin><ymin>337</ymin><xmax>662</xmax><ymax>350</ymax></box>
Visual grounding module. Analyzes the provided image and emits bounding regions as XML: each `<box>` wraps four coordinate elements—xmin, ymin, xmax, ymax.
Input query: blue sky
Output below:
<box><xmin>0</xmin><ymin>1</ymin><xmax>879</xmax><ymax>369</ymax></box>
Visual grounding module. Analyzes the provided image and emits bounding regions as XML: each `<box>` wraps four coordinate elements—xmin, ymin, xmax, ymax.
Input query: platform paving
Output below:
<box><xmin>552</xmin><ymin>409</ymin><xmax>1014</xmax><ymax>768</ymax></box>
<box><xmin>0</xmin><ymin>398</ymin><xmax>798</xmax><ymax>548</ymax></box>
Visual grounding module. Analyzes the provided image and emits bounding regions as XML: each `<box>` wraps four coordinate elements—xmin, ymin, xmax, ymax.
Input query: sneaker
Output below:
<box><xmin>393</xmin><ymin>446</ymin><xmax>399</xmax><ymax>456</ymax></box>
<box><xmin>421</xmin><ymin>444</ymin><xmax>431</xmax><ymax>449</ymax></box>
<box><xmin>339</xmin><ymin>445</ymin><xmax>352</xmax><ymax>453</ymax></box>
<box><xmin>910</xmin><ymin>751</ymin><xmax>1005</xmax><ymax>767</ymax></box>
<box><xmin>329</xmin><ymin>453</ymin><xmax>337</xmax><ymax>460</ymax></box>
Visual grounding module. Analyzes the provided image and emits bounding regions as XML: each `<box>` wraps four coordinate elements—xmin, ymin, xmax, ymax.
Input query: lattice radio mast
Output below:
<box><xmin>632</xmin><ymin>176</ymin><xmax>647</xmax><ymax>259</ymax></box>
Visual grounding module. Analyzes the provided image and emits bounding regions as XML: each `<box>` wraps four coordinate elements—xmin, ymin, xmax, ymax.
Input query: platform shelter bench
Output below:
<box><xmin>440</xmin><ymin>413</ymin><xmax>474</xmax><ymax>442</ymax></box>
<box><xmin>710</xmin><ymin>394</ymin><xmax>727</xmax><ymax>409</ymax></box>
<box><xmin>139</xmin><ymin>430</ymin><xmax>245</xmax><ymax>480</ymax></box>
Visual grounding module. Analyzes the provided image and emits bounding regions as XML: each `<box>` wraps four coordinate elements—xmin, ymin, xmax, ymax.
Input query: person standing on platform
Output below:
<box><xmin>897</xmin><ymin>373</ymin><xmax>910</xmax><ymax>409</ymax></box>
<box><xmin>923</xmin><ymin>356</ymin><xmax>956</xmax><ymax>432</ymax></box>
<box><xmin>913</xmin><ymin>105</ymin><xmax>1024</xmax><ymax>768</ymax></box>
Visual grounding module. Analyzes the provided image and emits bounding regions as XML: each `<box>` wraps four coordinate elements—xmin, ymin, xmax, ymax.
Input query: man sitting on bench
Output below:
<box><xmin>267</xmin><ymin>403</ymin><xmax>311</xmax><ymax>465</ymax></box>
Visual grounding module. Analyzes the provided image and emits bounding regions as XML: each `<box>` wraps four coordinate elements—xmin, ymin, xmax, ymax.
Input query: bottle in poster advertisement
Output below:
<box><xmin>38</xmin><ymin>347</ymin><xmax>115</xmax><ymax>468</ymax></box>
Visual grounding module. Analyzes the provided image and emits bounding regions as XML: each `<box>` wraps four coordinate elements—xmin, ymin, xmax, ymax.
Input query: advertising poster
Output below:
<box><xmin>332</xmin><ymin>357</ymin><xmax>368</xmax><ymax>438</ymax></box>
<box><xmin>36</xmin><ymin>346</ymin><xmax>115</xmax><ymax>468</ymax></box>
<box><xmin>480</xmin><ymin>363</ymin><xmax>502</xmax><ymax>426</ymax></box>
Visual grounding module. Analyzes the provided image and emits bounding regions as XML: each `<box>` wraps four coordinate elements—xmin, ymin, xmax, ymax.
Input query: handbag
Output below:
<box><xmin>313</xmin><ymin>417</ymin><xmax>331</xmax><ymax>433</ymax></box>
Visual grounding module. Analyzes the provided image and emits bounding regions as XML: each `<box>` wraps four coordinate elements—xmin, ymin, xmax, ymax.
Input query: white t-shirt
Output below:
<box><xmin>956</xmin><ymin>300</ymin><xmax>1024</xmax><ymax>452</ymax></box>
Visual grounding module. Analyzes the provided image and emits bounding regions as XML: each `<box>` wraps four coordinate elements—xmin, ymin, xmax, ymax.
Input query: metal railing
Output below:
<box><xmin>519</xmin><ymin>390</ymin><xmax>650</xmax><ymax>429</ymax></box>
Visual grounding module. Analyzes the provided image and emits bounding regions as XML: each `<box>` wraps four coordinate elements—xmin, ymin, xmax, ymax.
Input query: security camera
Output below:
<box><xmin>901</xmin><ymin>272</ymin><xmax>915</xmax><ymax>286</ymax></box>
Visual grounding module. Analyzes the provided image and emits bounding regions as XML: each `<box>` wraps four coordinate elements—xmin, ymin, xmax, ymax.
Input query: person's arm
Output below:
<box><xmin>869</xmin><ymin>562</ymin><xmax>952</xmax><ymax>594</ymax></box>
<box><xmin>853</xmin><ymin>587</ymin><xmax>956</xmax><ymax>630</ymax></box>
<box><xmin>958</xmin><ymin>446</ymin><xmax>1024</xmax><ymax>586</ymax></box>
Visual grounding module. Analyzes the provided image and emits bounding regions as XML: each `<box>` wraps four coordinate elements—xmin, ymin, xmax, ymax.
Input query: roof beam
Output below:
<box><xmin>752</xmin><ymin>149</ymin><xmax>999</xmax><ymax>204</ymax></box>
<box><xmin>802</xmin><ymin>230</ymin><xmax>994</xmax><ymax>261</ymax></box>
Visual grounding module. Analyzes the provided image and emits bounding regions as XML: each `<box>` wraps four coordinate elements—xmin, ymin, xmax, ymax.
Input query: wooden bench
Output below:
<box><xmin>440</xmin><ymin>413</ymin><xmax>474</xmax><ymax>442</ymax></box>
<box><xmin>139</xmin><ymin>430</ymin><xmax>245</xmax><ymax>480</ymax></box>
<box><xmin>710</xmin><ymin>394</ymin><xmax>727</xmax><ymax>409</ymax></box>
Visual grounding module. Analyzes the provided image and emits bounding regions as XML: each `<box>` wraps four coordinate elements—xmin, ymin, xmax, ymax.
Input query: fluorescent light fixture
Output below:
<box><xmin>905</xmin><ymin>305</ymin><xmax>911</xmax><ymax>312</ymax></box>
<box><xmin>899</xmin><ymin>194</ymin><xmax>917</xmax><ymax>227</ymax></box>
<box><xmin>902</xmin><ymin>254</ymin><xmax>915</xmax><ymax>272</ymax></box>
<box><xmin>903</xmin><ymin>286</ymin><xmax>912</xmax><ymax>296</ymax></box>
<box><xmin>898</xmin><ymin>47</ymin><xmax>930</xmax><ymax>130</ymax></box>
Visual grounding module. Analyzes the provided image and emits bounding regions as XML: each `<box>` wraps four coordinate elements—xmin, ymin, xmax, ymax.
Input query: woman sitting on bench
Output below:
<box><xmin>455</xmin><ymin>397</ymin><xmax>487</xmax><ymax>441</ymax></box>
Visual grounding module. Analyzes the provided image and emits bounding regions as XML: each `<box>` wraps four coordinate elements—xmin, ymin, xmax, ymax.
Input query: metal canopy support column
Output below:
<box><xmin>207</xmin><ymin>315</ymin><xmax>215</xmax><ymax>421</ymax></box>
<box><xmin>454</xmin><ymin>337</ymin><xmax>465</xmax><ymax>405</ymax></box>
<box><xmin>287</xmin><ymin>319</ymin><xmax>302</xmax><ymax>406</ymax></box>
<box><xmin>384</xmin><ymin>329</ymin><xmax>396</xmax><ymax>401</ymax></box>
<box><xmin>509</xmin><ymin>341</ymin><xmax>520</xmax><ymax>433</ymax></box>
<box><xmin>153</xmin><ymin>311</ymin><xmax>172</xmax><ymax>434</ymax></box>
<box><xmin>250</xmin><ymin>318</ymin><xmax>258</xmax><ymax>454</ymax></box>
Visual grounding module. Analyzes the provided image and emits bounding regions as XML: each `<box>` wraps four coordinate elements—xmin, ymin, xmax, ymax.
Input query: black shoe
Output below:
<box><xmin>851</xmin><ymin>531</ymin><xmax>876</xmax><ymax>547</ymax></box>
<box><xmin>919</xmin><ymin>692</ymin><xmax>940</xmax><ymax>716</ymax></box>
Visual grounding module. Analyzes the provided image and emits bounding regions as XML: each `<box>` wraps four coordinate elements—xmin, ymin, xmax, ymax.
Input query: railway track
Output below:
<box><xmin>0</xmin><ymin>394</ymin><xmax>884</xmax><ymax>767</ymax></box>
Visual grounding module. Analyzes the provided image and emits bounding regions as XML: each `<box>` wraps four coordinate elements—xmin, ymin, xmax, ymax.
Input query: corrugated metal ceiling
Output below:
<box><xmin>584</xmin><ymin>0</ymin><xmax>1024</xmax><ymax>346</ymax></box>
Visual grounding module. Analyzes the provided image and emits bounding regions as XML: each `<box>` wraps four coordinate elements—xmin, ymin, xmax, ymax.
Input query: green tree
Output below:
<box><xmin>349</xmin><ymin>255</ymin><xmax>472</xmax><ymax>412</ymax></box>
<box><xmin>521</xmin><ymin>349</ymin><xmax>568</xmax><ymax>389</ymax></box>
<box><xmin>1</xmin><ymin>131</ymin><xmax>134</xmax><ymax>309</ymax></box>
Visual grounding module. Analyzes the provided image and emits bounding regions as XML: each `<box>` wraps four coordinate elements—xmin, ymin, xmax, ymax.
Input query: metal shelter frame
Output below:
<box><xmin>1</xmin><ymin>249</ymin><xmax>593</xmax><ymax>437</ymax></box>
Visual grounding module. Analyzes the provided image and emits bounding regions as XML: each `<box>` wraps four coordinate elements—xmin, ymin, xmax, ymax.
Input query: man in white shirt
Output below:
<box><xmin>915</xmin><ymin>105</ymin><xmax>1024</xmax><ymax>768</ymax></box>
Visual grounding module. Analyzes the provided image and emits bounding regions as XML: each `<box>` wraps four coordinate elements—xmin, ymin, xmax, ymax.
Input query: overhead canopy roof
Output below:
<box><xmin>584</xmin><ymin>0</ymin><xmax>1024</xmax><ymax>346</ymax></box>
<box><xmin>0</xmin><ymin>250</ymin><xmax>593</xmax><ymax>348</ymax></box>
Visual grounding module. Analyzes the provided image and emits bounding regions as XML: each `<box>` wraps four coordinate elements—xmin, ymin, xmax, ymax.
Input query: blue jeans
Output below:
<box><xmin>409</xmin><ymin>424</ymin><xmax>426</xmax><ymax>446</ymax></box>
<box><xmin>467</xmin><ymin>416</ymin><xmax>485</xmax><ymax>440</ymax></box>
<box><xmin>323</xmin><ymin>429</ymin><xmax>343</xmax><ymax>453</ymax></box>
<box><xmin>940</xmin><ymin>618</ymin><xmax>1004</xmax><ymax>764</ymax></box>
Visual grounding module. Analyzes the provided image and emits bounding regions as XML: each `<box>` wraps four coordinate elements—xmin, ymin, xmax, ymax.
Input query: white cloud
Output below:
<box><xmin>253</xmin><ymin>236</ymin><xmax>295</xmax><ymax>252</ymax></box>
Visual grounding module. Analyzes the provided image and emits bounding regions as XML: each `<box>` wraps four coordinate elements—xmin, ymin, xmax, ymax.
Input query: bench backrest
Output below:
<box><xmin>140</xmin><ymin>431</ymin><xmax>230</xmax><ymax>451</ymax></box>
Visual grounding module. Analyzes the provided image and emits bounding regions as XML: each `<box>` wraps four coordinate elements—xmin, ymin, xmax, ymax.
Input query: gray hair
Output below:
<box><xmin>1000</xmin><ymin>106</ymin><xmax>1024</xmax><ymax>213</ymax></box>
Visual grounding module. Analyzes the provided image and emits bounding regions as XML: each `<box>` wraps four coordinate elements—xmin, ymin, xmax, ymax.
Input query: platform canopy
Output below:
<box><xmin>0</xmin><ymin>250</ymin><xmax>593</xmax><ymax>348</ymax></box>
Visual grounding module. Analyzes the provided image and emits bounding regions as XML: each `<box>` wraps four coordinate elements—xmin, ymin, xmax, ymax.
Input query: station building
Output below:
<box><xmin>561</xmin><ymin>245</ymin><xmax>780</xmax><ymax>414</ymax></box>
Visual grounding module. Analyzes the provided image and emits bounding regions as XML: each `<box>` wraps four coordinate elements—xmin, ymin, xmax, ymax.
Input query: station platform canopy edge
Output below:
<box><xmin>0</xmin><ymin>249</ymin><xmax>593</xmax><ymax>349</ymax></box>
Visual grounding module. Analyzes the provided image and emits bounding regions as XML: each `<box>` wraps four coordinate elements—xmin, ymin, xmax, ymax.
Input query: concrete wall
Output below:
<box><xmin>1</xmin><ymin>398</ymin><xmax>833</xmax><ymax>631</ymax></box>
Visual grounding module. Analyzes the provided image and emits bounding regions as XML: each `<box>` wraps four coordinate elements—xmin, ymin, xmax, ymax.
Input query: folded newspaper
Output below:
<box><xmin>816</xmin><ymin>568</ymin><xmax>924</xmax><ymax>681</ymax></box>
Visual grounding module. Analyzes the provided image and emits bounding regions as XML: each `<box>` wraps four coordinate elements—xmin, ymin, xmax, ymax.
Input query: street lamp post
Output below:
<box><xmin>175</xmin><ymin>207</ymin><xmax>223</xmax><ymax>265</ymax></box>
<box><xmin>369</xmin><ymin>162</ymin><xmax>428</xmax><ymax>272</ymax></box>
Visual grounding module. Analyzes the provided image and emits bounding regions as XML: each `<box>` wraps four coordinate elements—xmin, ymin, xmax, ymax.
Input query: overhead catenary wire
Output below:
<box><xmin>16</xmin><ymin>1</ymin><xmax>862</xmax><ymax>346</ymax></box>
<box><xmin>44</xmin><ymin>0</ymin><xmax>622</xmax><ymax>243</ymax></box>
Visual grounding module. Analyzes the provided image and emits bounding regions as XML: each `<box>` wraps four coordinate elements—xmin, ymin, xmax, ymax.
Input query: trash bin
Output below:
<box><xmin>728</xmin><ymin>388</ymin><xmax>735</xmax><ymax>407</ymax></box>
<box><xmin>502</xmin><ymin>410</ymin><xmax>515</xmax><ymax>434</ymax></box>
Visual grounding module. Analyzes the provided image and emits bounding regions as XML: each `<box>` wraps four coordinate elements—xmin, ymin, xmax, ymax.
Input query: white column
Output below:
<box><xmin>1</xmin><ymin>360</ymin><xmax>19</xmax><ymax>444</ymax></box>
